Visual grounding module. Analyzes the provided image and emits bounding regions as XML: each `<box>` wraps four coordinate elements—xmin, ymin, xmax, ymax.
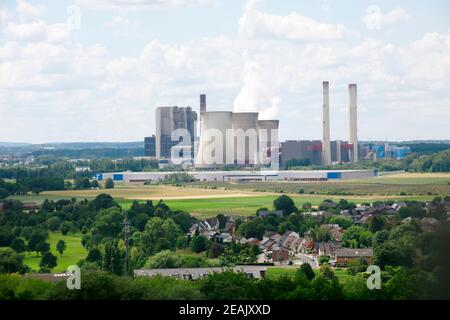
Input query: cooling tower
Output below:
<box><xmin>258</xmin><ymin>120</ymin><xmax>279</xmax><ymax>141</ymax></box>
<box><xmin>195</xmin><ymin>111</ymin><xmax>233</xmax><ymax>166</ymax></box>
<box><xmin>258</xmin><ymin>120</ymin><xmax>279</xmax><ymax>165</ymax></box>
<box><xmin>322</xmin><ymin>81</ymin><xmax>332</xmax><ymax>166</ymax></box>
<box><xmin>349</xmin><ymin>84</ymin><xmax>358</xmax><ymax>162</ymax></box>
<box><xmin>232</xmin><ymin>112</ymin><xmax>259</xmax><ymax>165</ymax></box>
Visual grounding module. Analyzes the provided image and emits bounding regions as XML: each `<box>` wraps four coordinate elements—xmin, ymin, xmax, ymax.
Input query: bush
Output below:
<box><xmin>60</xmin><ymin>221</ymin><xmax>72</xmax><ymax>235</ymax></box>
<box><xmin>190</xmin><ymin>235</ymin><xmax>209</xmax><ymax>253</ymax></box>
<box><xmin>318</xmin><ymin>255</ymin><xmax>330</xmax><ymax>265</ymax></box>
<box><xmin>104</xmin><ymin>178</ymin><xmax>115</xmax><ymax>189</ymax></box>
<box><xmin>145</xmin><ymin>250</ymin><xmax>181</xmax><ymax>269</ymax></box>
<box><xmin>0</xmin><ymin>248</ymin><xmax>29</xmax><ymax>274</ymax></box>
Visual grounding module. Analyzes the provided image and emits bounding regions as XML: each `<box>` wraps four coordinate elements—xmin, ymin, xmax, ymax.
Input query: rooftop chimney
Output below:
<box><xmin>322</xmin><ymin>81</ymin><xmax>331</xmax><ymax>166</ymax></box>
<box><xmin>349</xmin><ymin>84</ymin><xmax>358</xmax><ymax>162</ymax></box>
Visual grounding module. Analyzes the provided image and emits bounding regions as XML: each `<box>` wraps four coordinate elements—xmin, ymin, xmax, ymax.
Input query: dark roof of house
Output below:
<box><xmin>314</xmin><ymin>241</ymin><xmax>340</xmax><ymax>256</ymax></box>
<box><xmin>134</xmin><ymin>266</ymin><xmax>267</xmax><ymax>279</ymax></box>
<box><xmin>335</xmin><ymin>248</ymin><xmax>373</xmax><ymax>258</ymax></box>
<box><xmin>23</xmin><ymin>273</ymin><xmax>69</xmax><ymax>282</ymax></box>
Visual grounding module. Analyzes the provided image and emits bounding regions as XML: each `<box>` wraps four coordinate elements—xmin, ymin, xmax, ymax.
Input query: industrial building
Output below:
<box><xmin>96</xmin><ymin>169</ymin><xmax>375</xmax><ymax>184</ymax></box>
<box><xmin>145</xmin><ymin>81</ymin><xmax>360</xmax><ymax>168</ymax></box>
<box><xmin>281</xmin><ymin>140</ymin><xmax>352</xmax><ymax>165</ymax></box>
<box><xmin>195</xmin><ymin>110</ymin><xmax>279</xmax><ymax>167</ymax></box>
<box><xmin>155</xmin><ymin>106</ymin><xmax>197</xmax><ymax>160</ymax></box>
<box><xmin>360</xmin><ymin>143</ymin><xmax>411</xmax><ymax>160</ymax></box>
<box><xmin>144</xmin><ymin>135</ymin><xmax>156</xmax><ymax>157</ymax></box>
<box><xmin>281</xmin><ymin>82</ymin><xmax>359</xmax><ymax>166</ymax></box>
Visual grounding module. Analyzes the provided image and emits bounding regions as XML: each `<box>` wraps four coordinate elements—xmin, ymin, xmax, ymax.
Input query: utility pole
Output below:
<box><xmin>124</xmin><ymin>213</ymin><xmax>130</xmax><ymax>277</ymax></box>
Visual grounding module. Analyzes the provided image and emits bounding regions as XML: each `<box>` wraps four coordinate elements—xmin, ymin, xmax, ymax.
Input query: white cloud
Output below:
<box><xmin>321</xmin><ymin>0</ymin><xmax>330</xmax><ymax>12</ymax></box>
<box><xmin>1</xmin><ymin>0</ymin><xmax>449</xmax><ymax>142</ymax></box>
<box><xmin>240</xmin><ymin>0</ymin><xmax>346</xmax><ymax>40</ymax></box>
<box><xmin>16</xmin><ymin>0</ymin><xmax>43</xmax><ymax>21</ymax></box>
<box><xmin>362</xmin><ymin>5</ymin><xmax>411</xmax><ymax>30</ymax></box>
<box><xmin>75</xmin><ymin>0</ymin><xmax>210</xmax><ymax>11</ymax></box>
<box><xmin>103</xmin><ymin>16</ymin><xmax>132</xmax><ymax>28</ymax></box>
<box><xmin>3</xmin><ymin>21</ymin><xmax>71</xmax><ymax>43</ymax></box>
<box><xmin>1</xmin><ymin>1</ymin><xmax>71</xmax><ymax>43</ymax></box>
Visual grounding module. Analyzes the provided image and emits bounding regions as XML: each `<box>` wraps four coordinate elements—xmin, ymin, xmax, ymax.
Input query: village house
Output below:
<box><xmin>280</xmin><ymin>231</ymin><xmax>299</xmax><ymax>247</ymax></box>
<box><xmin>272</xmin><ymin>245</ymin><xmax>290</xmax><ymax>263</ymax></box>
<box><xmin>321</xmin><ymin>224</ymin><xmax>345</xmax><ymax>242</ymax></box>
<box><xmin>134</xmin><ymin>266</ymin><xmax>268</xmax><ymax>280</ymax></box>
<box><xmin>334</xmin><ymin>248</ymin><xmax>373</xmax><ymax>267</ymax></box>
<box><xmin>259</xmin><ymin>237</ymin><xmax>277</xmax><ymax>252</ymax></box>
<box><xmin>219</xmin><ymin>233</ymin><xmax>233</xmax><ymax>243</ymax></box>
<box><xmin>247</xmin><ymin>237</ymin><xmax>260</xmax><ymax>246</ymax></box>
<box><xmin>288</xmin><ymin>237</ymin><xmax>304</xmax><ymax>254</ymax></box>
<box><xmin>299</xmin><ymin>237</ymin><xmax>315</xmax><ymax>253</ymax></box>
<box><xmin>419</xmin><ymin>217</ymin><xmax>438</xmax><ymax>232</ymax></box>
<box><xmin>339</xmin><ymin>209</ymin><xmax>353</xmax><ymax>218</ymax></box>
<box><xmin>22</xmin><ymin>202</ymin><xmax>39</xmax><ymax>212</ymax></box>
<box><xmin>314</xmin><ymin>242</ymin><xmax>340</xmax><ymax>258</ymax></box>
<box><xmin>258</xmin><ymin>210</ymin><xmax>283</xmax><ymax>218</ymax></box>
<box><xmin>224</xmin><ymin>219</ymin><xmax>235</xmax><ymax>234</ymax></box>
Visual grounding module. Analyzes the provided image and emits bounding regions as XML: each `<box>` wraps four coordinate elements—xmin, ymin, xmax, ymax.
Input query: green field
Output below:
<box><xmin>22</xmin><ymin>232</ymin><xmax>87</xmax><ymax>273</ymax></box>
<box><xmin>7</xmin><ymin>172</ymin><xmax>445</xmax><ymax>218</ymax></box>
<box><xmin>186</xmin><ymin>174</ymin><xmax>450</xmax><ymax>197</ymax></box>
<box><xmin>266</xmin><ymin>267</ymin><xmax>354</xmax><ymax>284</ymax></box>
<box><xmin>119</xmin><ymin>194</ymin><xmax>434</xmax><ymax>218</ymax></box>
<box><xmin>11</xmin><ymin>192</ymin><xmax>435</xmax><ymax>219</ymax></box>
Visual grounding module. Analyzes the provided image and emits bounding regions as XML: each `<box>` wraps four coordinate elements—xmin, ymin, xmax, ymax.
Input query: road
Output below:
<box><xmin>294</xmin><ymin>253</ymin><xmax>319</xmax><ymax>269</ymax></box>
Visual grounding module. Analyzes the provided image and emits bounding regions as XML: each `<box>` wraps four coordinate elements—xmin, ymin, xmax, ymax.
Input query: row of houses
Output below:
<box><xmin>0</xmin><ymin>201</ymin><xmax>39</xmax><ymax>213</ymax></box>
<box><xmin>254</xmin><ymin>229</ymin><xmax>373</xmax><ymax>266</ymax></box>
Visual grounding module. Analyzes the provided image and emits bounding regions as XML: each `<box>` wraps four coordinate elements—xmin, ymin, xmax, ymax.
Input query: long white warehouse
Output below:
<box><xmin>96</xmin><ymin>169</ymin><xmax>375</xmax><ymax>184</ymax></box>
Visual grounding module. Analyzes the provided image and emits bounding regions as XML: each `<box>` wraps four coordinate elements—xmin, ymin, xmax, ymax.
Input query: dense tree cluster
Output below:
<box><xmin>1</xmin><ymin>258</ymin><xmax>446</xmax><ymax>300</ymax></box>
<box><xmin>1</xmin><ymin>191</ymin><xmax>449</xmax><ymax>300</ymax></box>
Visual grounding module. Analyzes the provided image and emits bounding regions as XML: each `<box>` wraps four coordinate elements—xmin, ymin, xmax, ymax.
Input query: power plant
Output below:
<box><xmin>282</xmin><ymin>82</ymin><xmax>359</xmax><ymax>166</ymax></box>
<box><xmin>195</xmin><ymin>97</ymin><xmax>279</xmax><ymax>167</ymax></box>
<box><xmin>155</xmin><ymin>106</ymin><xmax>197</xmax><ymax>160</ymax></box>
<box><xmin>144</xmin><ymin>81</ymin><xmax>363</xmax><ymax>168</ymax></box>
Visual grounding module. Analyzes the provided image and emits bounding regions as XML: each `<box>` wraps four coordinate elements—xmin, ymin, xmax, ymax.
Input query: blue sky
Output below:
<box><xmin>0</xmin><ymin>0</ymin><xmax>449</xmax><ymax>143</ymax></box>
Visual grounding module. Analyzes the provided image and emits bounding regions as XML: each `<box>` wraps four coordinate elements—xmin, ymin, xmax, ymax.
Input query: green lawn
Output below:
<box><xmin>266</xmin><ymin>267</ymin><xmax>354</xmax><ymax>284</ymax></box>
<box><xmin>118</xmin><ymin>194</ymin><xmax>434</xmax><ymax>218</ymax></box>
<box><xmin>23</xmin><ymin>232</ymin><xmax>87</xmax><ymax>273</ymax></box>
<box><xmin>10</xmin><ymin>192</ymin><xmax>435</xmax><ymax>219</ymax></box>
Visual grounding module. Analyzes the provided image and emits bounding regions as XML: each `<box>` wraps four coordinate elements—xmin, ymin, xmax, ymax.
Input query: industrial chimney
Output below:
<box><xmin>322</xmin><ymin>81</ymin><xmax>331</xmax><ymax>166</ymax></box>
<box><xmin>200</xmin><ymin>94</ymin><xmax>206</xmax><ymax>113</ymax></box>
<box><xmin>349</xmin><ymin>84</ymin><xmax>358</xmax><ymax>162</ymax></box>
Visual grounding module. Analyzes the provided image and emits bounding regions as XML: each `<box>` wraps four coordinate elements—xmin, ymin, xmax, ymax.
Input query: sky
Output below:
<box><xmin>0</xmin><ymin>0</ymin><xmax>449</xmax><ymax>143</ymax></box>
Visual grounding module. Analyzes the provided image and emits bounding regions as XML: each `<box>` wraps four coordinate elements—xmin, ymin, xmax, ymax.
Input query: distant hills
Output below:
<box><xmin>0</xmin><ymin>141</ymin><xmax>143</xmax><ymax>150</ymax></box>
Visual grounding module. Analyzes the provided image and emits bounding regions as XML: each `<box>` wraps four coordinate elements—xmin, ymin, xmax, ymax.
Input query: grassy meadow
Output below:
<box><xmin>266</xmin><ymin>267</ymin><xmax>354</xmax><ymax>284</ymax></box>
<box><xmin>8</xmin><ymin>172</ymin><xmax>444</xmax><ymax>218</ymax></box>
<box><xmin>186</xmin><ymin>172</ymin><xmax>450</xmax><ymax>197</ymax></box>
<box><xmin>22</xmin><ymin>232</ymin><xmax>87</xmax><ymax>273</ymax></box>
<box><xmin>118</xmin><ymin>194</ymin><xmax>434</xmax><ymax>218</ymax></box>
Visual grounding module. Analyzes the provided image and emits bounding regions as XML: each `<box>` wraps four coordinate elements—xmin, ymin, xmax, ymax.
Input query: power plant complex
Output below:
<box><xmin>107</xmin><ymin>81</ymin><xmax>383</xmax><ymax>183</ymax></box>
<box><xmin>144</xmin><ymin>82</ymin><xmax>362</xmax><ymax>168</ymax></box>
